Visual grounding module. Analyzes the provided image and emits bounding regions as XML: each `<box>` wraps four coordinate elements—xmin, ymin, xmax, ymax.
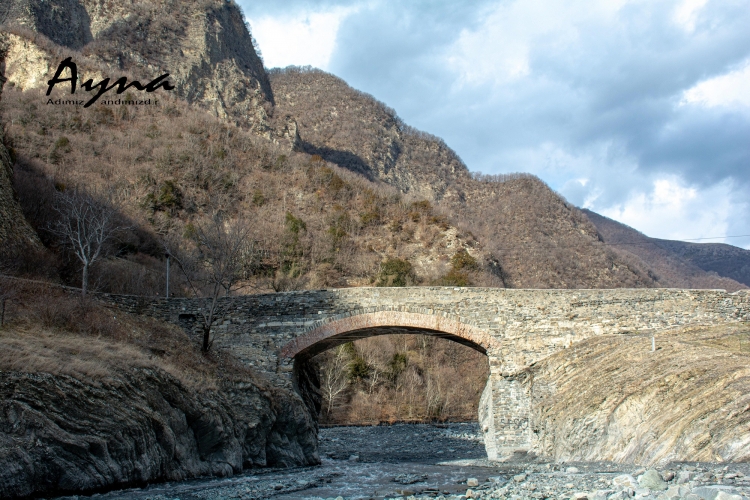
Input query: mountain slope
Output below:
<box><xmin>653</xmin><ymin>239</ymin><xmax>750</xmax><ymax>288</ymax></box>
<box><xmin>269</xmin><ymin>67</ymin><xmax>470</xmax><ymax>201</ymax></box>
<box><xmin>2</xmin><ymin>2</ymin><xmax>737</xmax><ymax>293</ymax></box>
<box><xmin>3</xmin><ymin>0</ymin><xmax>273</xmax><ymax>132</ymax></box>
<box><xmin>270</xmin><ymin>67</ymin><xmax>659</xmax><ymax>289</ymax></box>
<box><xmin>582</xmin><ymin>209</ymin><xmax>746</xmax><ymax>291</ymax></box>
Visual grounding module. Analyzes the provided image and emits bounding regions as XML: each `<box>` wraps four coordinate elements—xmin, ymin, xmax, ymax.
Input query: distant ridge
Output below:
<box><xmin>582</xmin><ymin>209</ymin><xmax>747</xmax><ymax>291</ymax></box>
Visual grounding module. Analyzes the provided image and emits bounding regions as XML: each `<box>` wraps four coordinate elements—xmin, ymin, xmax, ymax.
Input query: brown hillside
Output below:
<box><xmin>583</xmin><ymin>209</ymin><xmax>746</xmax><ymax>292</ymax></box>
<box><xmin>269</xmin><ymin>67</ymin><xmax>470</xmax><ymax>201</ymax></box>
<box><xmin>654</xmin><ymin>238</ymin><xmax>750</xmax><ymax>288</ymax></box>
<box><xmin>270</xmin><ymin>67</ymin><xmax>659</xmax><ymax>289</ymax></box>
<box><xmin>449</xmin><ymin>177</ymin><xmax>658</xmax><ymax>289</ymax></box>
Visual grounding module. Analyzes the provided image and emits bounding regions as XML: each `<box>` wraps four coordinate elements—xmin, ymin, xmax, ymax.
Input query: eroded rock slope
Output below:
<box><xmin>0</xmin><ymin>368</ymin><xmax>318</xmax><ymax>498</ymax></box>
<box><xmin>3</xmin><ymin>0</ymin><xmax>273</xmax><ymax>131</ymax></box>
<box><xmin>529</xmin><ymin>322</ymin><xmax>750</xmax><ymax>465</ymax></box>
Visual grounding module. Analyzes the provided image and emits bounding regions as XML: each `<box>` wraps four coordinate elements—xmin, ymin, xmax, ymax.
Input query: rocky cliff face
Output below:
<box><xmin>0</xmin><ymin>367</ymin><xmax>318</xmax><ymax>498</ymax></box>
<box><xmin>528</xmin><ymin>323</ymin><xmax>750</xmax><ymax>465</ymax></box>
<box><xmin>3</xmin><ymin>0</ymin><xmax>273</xmax><ymax>132</ymax></box>
<box><xmin>0</xmin><ymin>41</ymin><xmax>42</xmax><ymax>253</ymax></box>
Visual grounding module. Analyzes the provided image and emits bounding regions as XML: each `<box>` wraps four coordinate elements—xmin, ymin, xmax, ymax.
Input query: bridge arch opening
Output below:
<box><xmin>284</xmin><ymin>311</ymin><xmax>494</xmax><ymax>458</ymax></box>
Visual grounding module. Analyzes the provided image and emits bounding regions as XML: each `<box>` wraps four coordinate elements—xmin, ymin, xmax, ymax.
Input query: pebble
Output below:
<box><xmin>639</xmin><ymin>469</ymin><xmax>668</xmax><ymax>491</ymax></box>
<box><xmin>466</xmin><ymin>477</ymin><xmax>479</xmax><ymax>487</ymax></box>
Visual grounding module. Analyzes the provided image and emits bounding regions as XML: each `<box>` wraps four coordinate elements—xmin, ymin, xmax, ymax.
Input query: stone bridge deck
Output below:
<box><xmin>97</xmin><ymin>286</ymin><xmax>750</xmax><ymax>459</ymax></box>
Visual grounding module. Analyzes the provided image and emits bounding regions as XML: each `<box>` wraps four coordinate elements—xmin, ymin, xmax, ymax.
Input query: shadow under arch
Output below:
<box><xmin>282</xmin><ymin>310</ymin><xmax>498</xmax><ymax>459</ymax></box>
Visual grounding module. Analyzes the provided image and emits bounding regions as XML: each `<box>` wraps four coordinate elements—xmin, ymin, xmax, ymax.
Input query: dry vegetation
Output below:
<box><xmin>315</xmin><ymin>334</ymin><xmax>488</xmax><ymax>425</ymax></box>
<box><xmin>0</xmin><ymin>277</ymin><xmax>260</xmax><ymax>390</ymax></box>
<box><xmin>269</xmin><ymin>67</ymin><xmax>680</xmax><ymax>290</ymax></box>
<box><xmin>0</xmin><ymin>278</ymin><xmax>265</xmax><ymax>390</ymax></box>
<box><xmin>1</xmin><ymin>83</ymin><xmax>502</xmax><ymax>295</ymax></box>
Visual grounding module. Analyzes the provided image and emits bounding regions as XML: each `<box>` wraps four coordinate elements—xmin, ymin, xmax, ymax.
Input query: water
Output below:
<box><xmin>55</xmin><ymin>423</ymin><xmax>500</xmax><ymax>500</ymax></box>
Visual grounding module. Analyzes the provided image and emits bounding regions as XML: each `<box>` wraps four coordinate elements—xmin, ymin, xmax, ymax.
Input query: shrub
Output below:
<box><xmin>376</xmin><ymin>258</ymin><xmax>413</xmax><ymax>287</ymax></box>
<box><xmin>251</xmin><ymin>189</ymin><xmax>265</xmax><ymax>206</ymax></box>
<box><xmin>360</xmin><ymin>209</ymin><xmax>380</xmax><ymax>226</ymax></box>
<box><xmin>451</xmin><ymin>249</ymin><xmax>478</xmax><ymax>271</ymax></box>
<box><xmin>348</xmin><ymin>355</ymin><xmax>370</xmax><ymax>381</ymax></box>
<box><xmin>436</xmin><ymin>269</ymin><xmax>471</xmax><ymax>287</ymax></box>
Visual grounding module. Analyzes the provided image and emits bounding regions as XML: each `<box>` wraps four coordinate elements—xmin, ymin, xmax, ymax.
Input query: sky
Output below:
<box><xmin>237</xmin><ymin>0</ymin><xmax>750</xmax><ymax>248</ymax></box>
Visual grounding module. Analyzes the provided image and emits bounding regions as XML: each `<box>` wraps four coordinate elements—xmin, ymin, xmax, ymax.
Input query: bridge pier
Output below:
<box><xmin>479</xmin><ymin>360</ymin><xmax>532</xmax><ymax>460</ymax></box>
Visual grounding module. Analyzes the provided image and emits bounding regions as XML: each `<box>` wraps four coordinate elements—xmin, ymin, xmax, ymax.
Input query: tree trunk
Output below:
<box><xmin>81</xmin><ymin>262</ymin><xmax>89</xmax><ymax>296</ymax></box>
<box><xmin>202</xmin><ymin>324</ymin><xmax>211</xmax><ymax>353</ymax></box>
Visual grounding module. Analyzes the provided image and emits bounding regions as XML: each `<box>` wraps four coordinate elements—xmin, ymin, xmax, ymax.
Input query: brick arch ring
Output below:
<box><xmin>280</xmin><ymin>309</ymin><xmax>499</xmax><ymax>360</ymax></box>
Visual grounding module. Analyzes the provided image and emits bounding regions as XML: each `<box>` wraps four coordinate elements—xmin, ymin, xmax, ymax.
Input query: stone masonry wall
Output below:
<box><xmin>95</xmin><ymin>286</ymin><xmax>750</xmax><ymax>459</ymax></box>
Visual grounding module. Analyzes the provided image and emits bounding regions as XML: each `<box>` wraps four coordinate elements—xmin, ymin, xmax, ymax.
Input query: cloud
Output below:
<box><xmin>681</xmin><ymin>59</ymin><xmax>750</xmax><ymax>109</ymax></box>
<box><xmin>239</xmin><ymin>0</ymin><xmax>750</xmax><ymax>247</ymax></box>
<box><xmin>246</xmin><ymin>6</ymin><xmax>358</xmax><ymax>70</ymax></box>
<box><xmin>598</xmin><ymin>176</ymin><xmax>748</xmax><ymax>247</ymax></box>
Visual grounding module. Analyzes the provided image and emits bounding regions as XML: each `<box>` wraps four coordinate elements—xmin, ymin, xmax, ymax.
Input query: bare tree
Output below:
<box><xmin>168</xmin><ymin>213</ymin><xmax>255</xmax><ymax>352</ymax></box>
<box><xmin>50</xmin><ymin>189</ymin><xmax>124</xmax><ymax>295</ymax></box>
<box><xmin>320</xmin><ymin>345</ymin><xmax>351</xmax><ymax>417</ymax></box>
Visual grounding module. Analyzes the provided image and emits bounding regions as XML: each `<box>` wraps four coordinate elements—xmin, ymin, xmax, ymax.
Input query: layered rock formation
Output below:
<box><xmin>529</xmin><ymin>323</ymin><xmax>750</xmax><ymax>465</ymax></box>
<box><xmin>0</xmin><ymin>368</ymin><xmax>318</xmax><ymax>498</ymax></box>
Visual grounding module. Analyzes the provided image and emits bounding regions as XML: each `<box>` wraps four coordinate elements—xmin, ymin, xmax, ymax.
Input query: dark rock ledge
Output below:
<box><xmin>0</xmin><ymin>368</ymin><xmax>319</xmax><ymax>498</ymax></box>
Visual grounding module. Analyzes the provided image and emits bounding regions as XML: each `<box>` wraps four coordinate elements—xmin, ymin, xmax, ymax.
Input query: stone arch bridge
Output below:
<box><xmin>100</xmin><ymin>287</ymin><xmax>750</xmax><ymax>460</ymax></box>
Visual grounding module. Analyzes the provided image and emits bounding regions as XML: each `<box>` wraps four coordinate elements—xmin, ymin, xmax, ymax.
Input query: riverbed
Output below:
<box><xmin>54</xmin><ymin>423</ymin><xmax>750</xmax><ymax>500</ymax></box>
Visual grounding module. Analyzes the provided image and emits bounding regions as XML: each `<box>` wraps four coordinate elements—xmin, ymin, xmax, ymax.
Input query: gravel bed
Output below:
<box><xmin>55</xmin><ymin>424</ymin><xmax>750</xmax><ymax>500</ymax></box>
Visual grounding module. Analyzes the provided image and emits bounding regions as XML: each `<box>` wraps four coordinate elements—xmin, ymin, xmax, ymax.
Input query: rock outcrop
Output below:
<box><xmin>3</xmin><ymin>0</ymin><xmax>273</xmax><ymax>132</ymax></box>
<box><xmin>0</xmin><ymin>368</ymin><xmax>318</xmax><ymax>498</ymax></box>
<box><xmin>0</xmin><ymin>39</ymin><xmax>42</xmax><ymax>253</ymax></box>
<box><xmin>528</xmin><ymin>323</ymin><xmax>750</xmax><ymax>465</ymax></box>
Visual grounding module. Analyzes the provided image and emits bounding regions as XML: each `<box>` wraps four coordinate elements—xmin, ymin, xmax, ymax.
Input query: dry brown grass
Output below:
<box><xmin>3</xmin><ymin>83</ymin><xmax>497</xmax><ymax>293</ymax></box>
<box><xmin>0</xmin><ymin>279</ymin><xmax>259</xmax><ymax>390</ymax></box>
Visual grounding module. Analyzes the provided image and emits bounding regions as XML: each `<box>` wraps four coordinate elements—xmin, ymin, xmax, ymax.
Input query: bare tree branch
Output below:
<box><xmin>49</xmin><ymin>188</ymin><xmax>127</xmax><ymax>295</ymax></box>
<box><xmin>166</xmin><ymin>213</ymin><xmax>257</xmax><ymax>352</ymax></box>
